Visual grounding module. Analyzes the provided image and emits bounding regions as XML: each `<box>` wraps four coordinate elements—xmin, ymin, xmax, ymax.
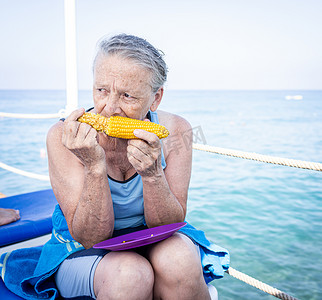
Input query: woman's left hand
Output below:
<box><xmin>127</xmin><ymin>128</ymin><xmax>163</xmax><ymax>178</ymax></box>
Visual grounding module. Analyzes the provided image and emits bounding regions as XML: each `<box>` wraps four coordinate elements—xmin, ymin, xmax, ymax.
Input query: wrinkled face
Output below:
<box><xmin>93</xmin><ymin>54</ymin><xmax>162</xmax><ymax>120</ymax></box>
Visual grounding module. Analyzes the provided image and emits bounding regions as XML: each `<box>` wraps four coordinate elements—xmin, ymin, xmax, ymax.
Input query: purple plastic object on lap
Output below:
<box><xmin>94</xmin><ymin>222</ymin><xmax>187</xmax><ymax>251</ymax></box>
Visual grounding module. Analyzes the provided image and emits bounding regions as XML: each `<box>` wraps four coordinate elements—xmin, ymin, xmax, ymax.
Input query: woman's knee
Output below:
<box><xmin>148</xmin><ymin>233</ymin><xmax>203</xmax><ymax>283</ymax></box>
<box><xmin>94</xmin><ymin>251</ymin><xmax>154</xmax><ymax>299</ymax></box>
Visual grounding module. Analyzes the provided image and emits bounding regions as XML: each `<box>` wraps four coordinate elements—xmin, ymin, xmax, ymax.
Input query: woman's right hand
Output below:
<box><xmin>62</xmin><ymin>108</ymin><xmax>106</xmax><ymax>169</ymax></box>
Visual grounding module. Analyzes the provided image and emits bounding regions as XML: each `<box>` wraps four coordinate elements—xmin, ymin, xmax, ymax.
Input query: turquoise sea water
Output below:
<box><xmin>0</xmin><ymin>90</ymin><xmax>321</xmax><ymax>299</ymax></box>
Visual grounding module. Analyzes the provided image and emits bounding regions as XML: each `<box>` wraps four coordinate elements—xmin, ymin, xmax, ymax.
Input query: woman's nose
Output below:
<box><xmin>104</xmin><ymin>91</ymin><xmax>122</xmax><ymax>116</ymax></box>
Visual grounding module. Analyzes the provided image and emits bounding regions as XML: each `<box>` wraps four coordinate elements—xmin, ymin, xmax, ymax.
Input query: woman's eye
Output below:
<box><xmin>97</xmin><ymin>88</ymin><xmax>109</xmax><ymax>96</ymax></box>
<box><xmin>123</xmin><ymin>93</ymin><xmax>137</xmax><ymax>100</ymax></box>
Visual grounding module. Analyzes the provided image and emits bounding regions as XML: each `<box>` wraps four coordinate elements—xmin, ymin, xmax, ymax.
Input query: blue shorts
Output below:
<box><xmin>55</xmin><ymin>248</ymin><xmax>109</xmax><ymax>299</ymax></box>
<box><xmin>55</xmin><ymin>226</ymin><xmax>148</xmax><ymax>299</ymax></box>
<box><xmin>54</xmin><ymin>232</ymin><xmax>202</xmax><ymax>299</ymax></box>
<box><xmin>54</xmin><ymin>245</ymin><xmax>217</xmax><ymax>300</ymax></box>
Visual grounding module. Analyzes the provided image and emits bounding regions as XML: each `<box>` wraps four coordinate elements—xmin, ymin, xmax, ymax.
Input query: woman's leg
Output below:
<box><xmin>147</xmin><ymin>233</ymin><xmax>211</xmax><ymax>300</ymax></box>
<box><xmin>55</xmin><ymin>248</ymin><xmax>154</xmax><ymax>300</ymax></box>
<box><xmin>94</xmin><ymin>250</ymin><xmax>154</xmax><ymax>300</ymax></box>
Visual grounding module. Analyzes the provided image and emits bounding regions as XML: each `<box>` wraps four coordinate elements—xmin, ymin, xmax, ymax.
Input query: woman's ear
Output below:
<box><xmin>150</xmin><ymin>87</ymin><xmax>164</xmax><ymax>112</ymax></box>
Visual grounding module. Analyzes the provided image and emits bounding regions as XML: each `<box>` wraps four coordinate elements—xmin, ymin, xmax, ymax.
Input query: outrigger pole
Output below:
<box><xmin>64</xmin><ymin>0</ymin><xmax>78</xmax><ymax>115</ymax></box>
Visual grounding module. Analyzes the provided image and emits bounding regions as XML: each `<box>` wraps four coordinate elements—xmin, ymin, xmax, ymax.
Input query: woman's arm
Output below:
<box><xmin>127</xmin><ymin>111</ymin><xmax>192</xmax><ymax>227</ymax></box>
<box><xmin>47</xmin><ymin>109</ymin><xmax>114</xmax><ymax>248</ymax></box>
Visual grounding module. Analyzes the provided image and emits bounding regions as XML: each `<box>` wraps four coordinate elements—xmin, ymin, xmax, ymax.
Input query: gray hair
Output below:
<box><xmin>93</xmin><ymin>34</ymin><xmax>168</xmax><ymax>93</ymax></box>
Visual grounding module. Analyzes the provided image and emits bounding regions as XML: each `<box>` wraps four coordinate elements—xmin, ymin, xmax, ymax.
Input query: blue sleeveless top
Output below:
<box><xmin>110</xmin><ymin>110</ymin><xmax>166</xmax><ymax>230</ymax></box>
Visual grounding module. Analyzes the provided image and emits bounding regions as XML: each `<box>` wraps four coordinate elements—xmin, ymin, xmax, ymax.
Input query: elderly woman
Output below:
<box><xmin>0</xmin><ymin>34</ymin><xmax>229</xmax><ymax>300</ymax></box>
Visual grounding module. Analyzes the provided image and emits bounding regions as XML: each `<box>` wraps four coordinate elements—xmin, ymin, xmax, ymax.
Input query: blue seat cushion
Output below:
<box><xmin>0</xmin><ymin>189</ymin><xmax>57</xmax><ymax>247</ymax></box>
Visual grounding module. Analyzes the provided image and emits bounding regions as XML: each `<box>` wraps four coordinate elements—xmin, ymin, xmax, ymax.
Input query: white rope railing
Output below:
<box><xmin>0</xmin><ymin>110</ymin><xmax>66</xmax><ymax>119</ymax></box>
<box><xmin>193</xmin><ymin>143</ymin><xmax>322</xmax><ymax>172</ymax></box>
<box><xmin>226</xmin><ymin>267</ymin><xmax>298</xmax><ymax>300</ymax></box>
<box><xmin>1</xmin><ymin>143</ymin><xmax>321</xmax><ymax>183</ymax></box>
<box><xmin>0</xmin><ymin>111</ymin><xmax>61</xmax><ymax>181</ymax></box>
<box><xmin>0</xmin><ymin>162</ymin><xmax>49</xmax><ymax>181</ymax></box>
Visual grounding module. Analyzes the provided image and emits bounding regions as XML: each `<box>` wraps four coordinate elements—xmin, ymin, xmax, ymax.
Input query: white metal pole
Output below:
<box><xmin>64</xmin><ymin>0</ymin><xmax>78</xmax><ymax>115</ymax></box>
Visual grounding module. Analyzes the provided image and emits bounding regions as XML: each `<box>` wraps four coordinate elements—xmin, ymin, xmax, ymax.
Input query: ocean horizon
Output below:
<box><xmin>0</xmin><ymin>89</ymin><xmax>321</xmax><ymax>299</ymax></box>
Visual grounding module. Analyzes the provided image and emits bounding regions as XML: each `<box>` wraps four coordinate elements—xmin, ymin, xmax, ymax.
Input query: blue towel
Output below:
<box><xmin>1</xmin><ymin>205</ymin><xmax>229</xmax><ymax>299</ymax></box>
<box><xmin>179</xmin><ymin>223</ymin><xmax>230</xmax><ymax>283</ymax></box>
<box><xmin>0</xmin><ymin>205</ymin><xmax>85</xmax><ymax>299</ymax></box>
<box><xmin>0</xmin><ymin>277</ymin><xmax>23</xmax><ymax>300</ymax></box>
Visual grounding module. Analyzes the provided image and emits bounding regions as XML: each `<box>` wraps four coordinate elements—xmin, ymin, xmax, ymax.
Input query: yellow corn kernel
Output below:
<box><xmin>77</xmin><ymin>113</ymin><xmax>109</xmax><ymax>132</ymax></box>
<box><xmin>77</xmin><ymin>113</ymin><xmax>169</xmax><ymax>139</ymax></box>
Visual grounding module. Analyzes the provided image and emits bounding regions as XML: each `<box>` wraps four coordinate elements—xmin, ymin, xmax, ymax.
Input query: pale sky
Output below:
<box><xmin>0</xmin><ymin>0</ymin><xmax>321</xmax><ymax>90</ymax></box>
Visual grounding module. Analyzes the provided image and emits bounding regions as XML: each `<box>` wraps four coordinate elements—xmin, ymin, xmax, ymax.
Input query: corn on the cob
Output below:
<box><xmin>78</xmin><ymin>112</ymin><xmax>169</xmax><ymax>139</ymax></box>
